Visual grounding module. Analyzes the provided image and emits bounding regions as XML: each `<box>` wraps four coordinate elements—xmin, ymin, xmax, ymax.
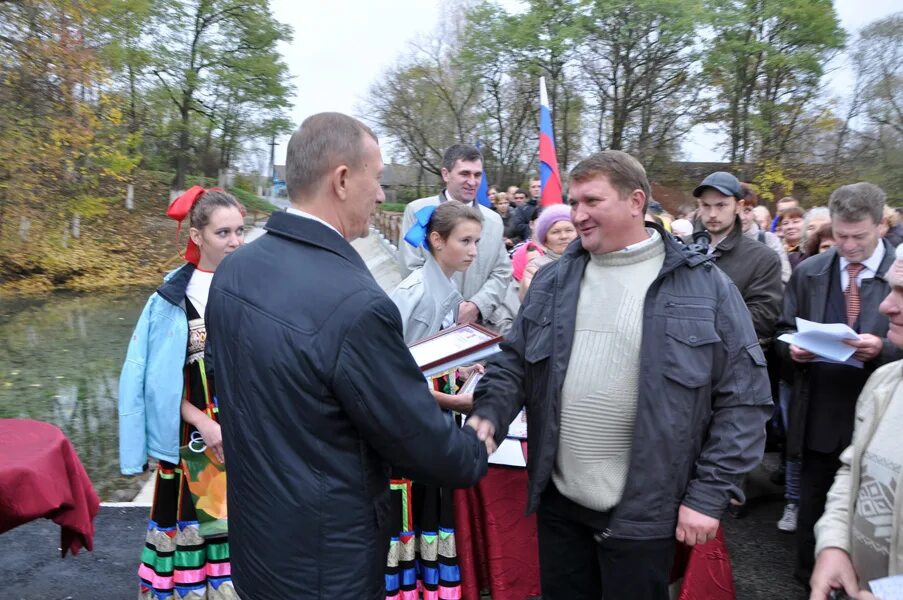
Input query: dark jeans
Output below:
<box><xmin>537</xmin><ymin>484</ymin><xmax>676</xmax><ymax>600</ymax></box>
<box><xmin>796</xmin><ymin>448</ymin><xmax>843</xmax><ymax>580</ymax></box>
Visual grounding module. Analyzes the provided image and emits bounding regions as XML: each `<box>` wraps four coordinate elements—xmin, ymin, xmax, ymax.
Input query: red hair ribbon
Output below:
<box><xmin>166</xmin><ymin>185</ymin><xmax>223</xmax><ymax>265</ymax></box>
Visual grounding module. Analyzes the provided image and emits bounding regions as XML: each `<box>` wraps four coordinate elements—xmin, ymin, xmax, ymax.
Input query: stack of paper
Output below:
<box><xmin>869</xmin><ymin>575</ymin><xmax>903</xmax><ymax>600</ymax></box>
<box><xmin>777</xmin><ymin>317</ymin><xmax>863</xmax><ymax>368</ymax></box>
<box><xmin>506</xmin><ymin>408</ymin><xmax>528</xmax><ymax>440</ymax></box>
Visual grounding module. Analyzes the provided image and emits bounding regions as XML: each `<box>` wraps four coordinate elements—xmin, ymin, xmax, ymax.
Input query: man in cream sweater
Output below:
<box><xmin>469</xmin><ymin>150</ymin><xmax>772</xmax><ymax>600</ymax></box>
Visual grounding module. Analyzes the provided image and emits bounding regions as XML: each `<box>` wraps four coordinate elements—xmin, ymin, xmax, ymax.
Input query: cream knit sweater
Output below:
<box><xmin>552</xmin><ymin>231</ymin><xmax>665</xmax><ymax>512</ymax></box>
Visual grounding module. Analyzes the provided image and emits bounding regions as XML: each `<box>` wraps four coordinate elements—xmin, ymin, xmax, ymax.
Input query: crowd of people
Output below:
<box><xmin>118</xmin><ymin>111</ymin><xmax>902</xmax><ymax>600</ymax></box>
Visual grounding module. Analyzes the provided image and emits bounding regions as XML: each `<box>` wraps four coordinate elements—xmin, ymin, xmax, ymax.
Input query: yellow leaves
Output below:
<box><xmin>753</xmin><ymin>160</ymin><xmax>794</xmax><ymax>204</ymax></box>
<box><xmin>69</xmin><ymin>194</ymin><xmax>113</xmax><ymax>218</ymax></box>
<box><xmin>107</xmin><ymin>107</ymin><xmax>123</xmax><ymax>126</ymax></box>
<box><xmin>0</xmin><ymin>168</ymin><xmax>189</xmax><ymax>295</ymax></box>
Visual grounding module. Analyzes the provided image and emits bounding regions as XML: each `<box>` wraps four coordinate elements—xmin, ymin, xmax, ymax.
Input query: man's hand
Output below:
<box><xmin>790</xmin><ymin>343</ymin><xmax>817</xmax><ymax>363</ymax></box>
<box><xmin>458</xmin><ymin>301</ymin><xmax>481</xmax><ymax>324</ymax></box>
<box><xmin>844</xmin><ymin>334</ymin><xmax>883</xmax><ymax>362</ymax></box>
<box><xmin>465</xmin><ymin>415</ymin><xmax>497</xmax><ymax>454</ymax></box>
<box><xmin>675</xmin><ymin>505</ymin><xmax>719</xmax><ymax>546</ymax></box>
<box><xmin>458</xmin><ymin>363</ymin><xmax>485</xmax><ymax>381</ymax></box>
<box><xmin>808</xmin><ymin>547</ymin><xmax>860</xmax><ymax>600</ymax></box>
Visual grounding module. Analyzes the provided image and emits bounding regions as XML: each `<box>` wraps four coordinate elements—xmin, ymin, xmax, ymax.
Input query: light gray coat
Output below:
<box><xmin>390</xmin><ymin>254</ymin><xmax>463</xmax><ymax>344</ymax></box>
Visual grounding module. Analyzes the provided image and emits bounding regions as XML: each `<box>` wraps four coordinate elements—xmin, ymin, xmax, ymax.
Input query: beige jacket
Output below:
<box><xmin>814</xmin><ymin>360</ymin><xmax>903</xmax><ymax>575</ymax></box>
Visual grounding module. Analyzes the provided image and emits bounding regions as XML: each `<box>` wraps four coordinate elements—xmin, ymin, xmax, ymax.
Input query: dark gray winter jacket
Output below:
<box><xmin>471</xmin><ymin>223</ymin><xmax>772</xmax><ymax>540</ymax></box>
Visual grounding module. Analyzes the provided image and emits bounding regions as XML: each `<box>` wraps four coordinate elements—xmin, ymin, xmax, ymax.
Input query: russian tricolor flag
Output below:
<box><xmin>539</xmin><ymin>77</ymin><xmax>563</xmax><ymax>206</ymax></box>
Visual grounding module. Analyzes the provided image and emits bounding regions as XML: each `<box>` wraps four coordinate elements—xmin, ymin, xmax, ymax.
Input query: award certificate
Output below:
<box><xmin>408</xmin><ymin>323</ymin><xmax>502</xmax><ymax>374</ymax></box>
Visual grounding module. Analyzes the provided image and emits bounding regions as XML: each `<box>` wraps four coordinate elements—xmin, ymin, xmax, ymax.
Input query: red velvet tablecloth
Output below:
<box><xmin>455</xmin><ymin>464</ymin><xmax>541</xmax><ymax>600</ymax></box>
<box><xmin>0</xmin><ymin>419</ymin><xmax>100</xmax><ymax>556</ymax></box>
<box><xmin>455</xmin><ymin>460</ymin><xmax>735</xmax><ymax>600</ymax></box>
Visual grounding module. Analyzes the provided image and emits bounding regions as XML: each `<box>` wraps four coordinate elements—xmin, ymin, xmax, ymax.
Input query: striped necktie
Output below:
<box><xmin>845</xmin><ymin>263</ymin><xmax>865</xmax><ymax>328</ymax></box>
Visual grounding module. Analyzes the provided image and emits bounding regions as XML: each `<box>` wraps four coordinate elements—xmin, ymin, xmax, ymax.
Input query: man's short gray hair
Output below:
<box><xmin>285</xmin><ymin>112</ymin><xmax>377</xmax><ymax>201</ymax></box>
<box><xmin>804</xmin><ymin>206</ymin><xmax>830</xmax><ymax>235</ymax></box>
<box><xmin>828</xmin><ymin>182</ymin><xmax>886</xmax><ymax>224</ymax></box>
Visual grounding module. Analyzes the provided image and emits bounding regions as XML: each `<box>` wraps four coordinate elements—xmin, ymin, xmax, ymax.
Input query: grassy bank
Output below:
<box><xmin>0</xmin><ymin>172</ymin><xmax>277</xmax><ymax>295</ymax></box>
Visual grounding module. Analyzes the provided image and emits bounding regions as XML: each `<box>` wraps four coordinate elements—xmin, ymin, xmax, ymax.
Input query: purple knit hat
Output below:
<box><xmin>534</xmin><ymin>204</ymin><xmax>573</xmax><ymax>244</ymax></box>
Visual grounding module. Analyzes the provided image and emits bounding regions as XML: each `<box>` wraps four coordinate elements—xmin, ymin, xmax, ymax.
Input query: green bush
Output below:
<box><xmin>232</xmin><ymin>173</ymin><xmax>260</xmax><ymax>194</ymax></box>
<box><xmin>226</xmin><ymin>186</ymin><xmax>278</xmax><ymax>213</ymax></box>
<box><xmin>380</xmin><ymin>202</ymin><xmax>407</xmax><ymax>213</ymax></box>
<box><xmin>394</xmin><ymin>186</ymin><xmax>441</xmax><ymax>204</ymax></box>
<box><xmin>139</xmin><ymin>169</ymin><xmax>217</xmax><ymax>188</ymax></box>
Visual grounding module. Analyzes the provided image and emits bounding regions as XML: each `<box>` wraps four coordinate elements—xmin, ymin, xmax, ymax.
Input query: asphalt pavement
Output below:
<box><xmin>0</xmin><ymin>458</ymin><xmax>811</xmax><ymax>600</ymax></box>
<box><xmin>0</xmin><ymin>506</ymin><xmax>147</xmax><ymax>600</ymax></box>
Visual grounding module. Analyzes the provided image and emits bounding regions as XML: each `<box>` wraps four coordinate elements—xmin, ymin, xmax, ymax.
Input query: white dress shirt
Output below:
<box><xmin>285</xmin><ymin>206</ymin><xmax>342</xmax><ymax>238</ymax></box>
<box><xmin>839</xmin><ymin>242</ymin><xmax>886</xmax><ymax>292</ymax></box>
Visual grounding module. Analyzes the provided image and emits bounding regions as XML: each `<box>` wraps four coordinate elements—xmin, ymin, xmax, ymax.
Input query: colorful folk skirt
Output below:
<box><xmin>386</xmin><ymin>478</ymin><xmax>461</xmax><ymax>600</ymax></box>
<box><xmin>138</xmin><ymin>461</ymin><xmax>237</xmax><ymax>600</ymax></box>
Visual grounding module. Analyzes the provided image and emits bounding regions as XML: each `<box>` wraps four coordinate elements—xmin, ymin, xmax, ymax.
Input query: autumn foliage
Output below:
<box><xmin>0</xmin><ymin>1</ymin><xmax>290</xmax><ymax>294</ymax></box>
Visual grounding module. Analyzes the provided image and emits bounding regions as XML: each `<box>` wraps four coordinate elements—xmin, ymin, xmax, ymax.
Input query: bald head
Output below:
<box><xmin>889</xmin><ymin>245</ymin><xmax>903</xmax><ymax>289</ymax></box>
<box><xmin>285</xmin><ymin>112</ymin><xmax>378</xmax><ymax>204</ymax></box>
<box><xmin>881</xmin><ymin>244</ymin><xmax>903</xmax><ymax>349</ymax></box>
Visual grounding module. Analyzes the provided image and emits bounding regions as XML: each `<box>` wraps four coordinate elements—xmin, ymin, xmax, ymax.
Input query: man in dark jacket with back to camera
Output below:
<box><xmin>467</xmin><ymin>150</ymin><xmax>772</xmax><ymax>600</ymax></box>
<box><xmin>206</xmin><ymin>113</ymin><xmax>488</xmax><ymax>600</ymax></box>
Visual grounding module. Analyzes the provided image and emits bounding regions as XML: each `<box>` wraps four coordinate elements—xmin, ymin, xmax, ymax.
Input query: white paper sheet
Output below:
<box><xmin>488</xmin><ymin>439</ymin><xmax>526</xmax><ymax>467</ymax></box>
<box><xmin>409</xmin><ymin>326</ymin><xmax>494</xmax><ymax>369</ymax></box>
<box><xmin>777</xmin><ymin>317</ymin><xmax>863</xmax><ymax>368</ymax></box>
<box><xmin>869</xmin><ymin>575</ymin><xmax>903</xmax><ymax>600</ymax></box>
<box><xmin>506</xmin><ymin>408</ymin><xmax>528</xmax><ymax>440</ymax></box>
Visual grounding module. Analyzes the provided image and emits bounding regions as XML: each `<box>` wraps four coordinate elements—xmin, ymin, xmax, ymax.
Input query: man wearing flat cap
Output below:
<box><xmin>693</xmin><ymin>171</ymin><xmax>783</xmax><ymax>345</ymax></box>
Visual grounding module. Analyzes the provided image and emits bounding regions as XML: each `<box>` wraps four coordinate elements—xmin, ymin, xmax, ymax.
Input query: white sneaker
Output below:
<box><xmin>778</xmin><ymin>503</ymin><xmax>798</xmax><ymax>533</ymax></box>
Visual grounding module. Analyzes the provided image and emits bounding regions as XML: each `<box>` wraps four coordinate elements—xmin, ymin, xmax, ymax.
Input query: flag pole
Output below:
<box><xmin>538</xmin><ymin>77</ymin><xmax>563</xmax><ymax>206</ymax></box>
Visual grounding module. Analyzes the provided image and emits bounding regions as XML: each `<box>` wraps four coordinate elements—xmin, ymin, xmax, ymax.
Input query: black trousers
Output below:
<box><xmin>796</xmin><ymin>448</ymin><xmax>843</xmax><ymax>580</ymax></box>
<box><xmin>537</xmin><ymin>484</ymin><xmax>676</xmax><ymax>600</ymax></box>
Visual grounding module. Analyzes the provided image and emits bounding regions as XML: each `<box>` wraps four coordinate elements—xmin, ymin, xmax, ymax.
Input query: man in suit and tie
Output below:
<box><xmin>398</xmin><ymin>145</ymin><xmax>512</xmax><ymax>329</ymax></box>
<box><xmin>777</xmin><ymin>182</ymin><xmax>903</xmax><ymax>584</ymax></box>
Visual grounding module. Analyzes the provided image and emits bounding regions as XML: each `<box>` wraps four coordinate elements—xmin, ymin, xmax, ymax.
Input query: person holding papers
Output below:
<box><xmin>385</xmin><ymin>200</ymin><xmax>486</xmax><ymax>600</ymax></box>
<box><xmin>809</xmin><ymin>243</ymin><xmax>903</xmax><ymax>600</ymax></box>
<box><xmin>777</xmin><ymin>182</ymin><xmax>903</xmax><ymax>586</ymax></box>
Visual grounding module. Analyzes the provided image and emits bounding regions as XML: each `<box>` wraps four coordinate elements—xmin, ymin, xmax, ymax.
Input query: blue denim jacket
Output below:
<box><xmin>118</xmin><ymin>264</ymin><xmax>194</xmax><ymax>475</ymax></box>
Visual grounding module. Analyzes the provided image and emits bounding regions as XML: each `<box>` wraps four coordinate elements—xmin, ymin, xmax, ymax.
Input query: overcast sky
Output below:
<box><xmin>268</xmin><ymin>0</ymin><xmax>900</xmax><ymax>168</ymax></box>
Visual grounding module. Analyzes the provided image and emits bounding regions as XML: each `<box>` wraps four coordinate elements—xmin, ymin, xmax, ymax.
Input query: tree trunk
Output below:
<box><xmin>175</xmin><ymin>97</ymin><xmax>191</xmax><ymax>191</ymax></box>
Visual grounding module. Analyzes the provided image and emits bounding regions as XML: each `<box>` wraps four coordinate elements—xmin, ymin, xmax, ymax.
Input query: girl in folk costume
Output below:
<box><xmin>385</xmin><ymin>201</ymin><xmax>484</xmax><ymax>600</ymax></box>
<box><xmin>118</xmin><ymin>187</ymin><xmax>245</xmax><ymax>599</ymax></box>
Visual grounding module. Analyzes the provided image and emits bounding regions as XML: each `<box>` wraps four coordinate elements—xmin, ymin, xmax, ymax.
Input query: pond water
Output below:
<box><xmin>0</xmin><ymin>288</ymin><xmax>154</xmax><ymax>500</ymax></box>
